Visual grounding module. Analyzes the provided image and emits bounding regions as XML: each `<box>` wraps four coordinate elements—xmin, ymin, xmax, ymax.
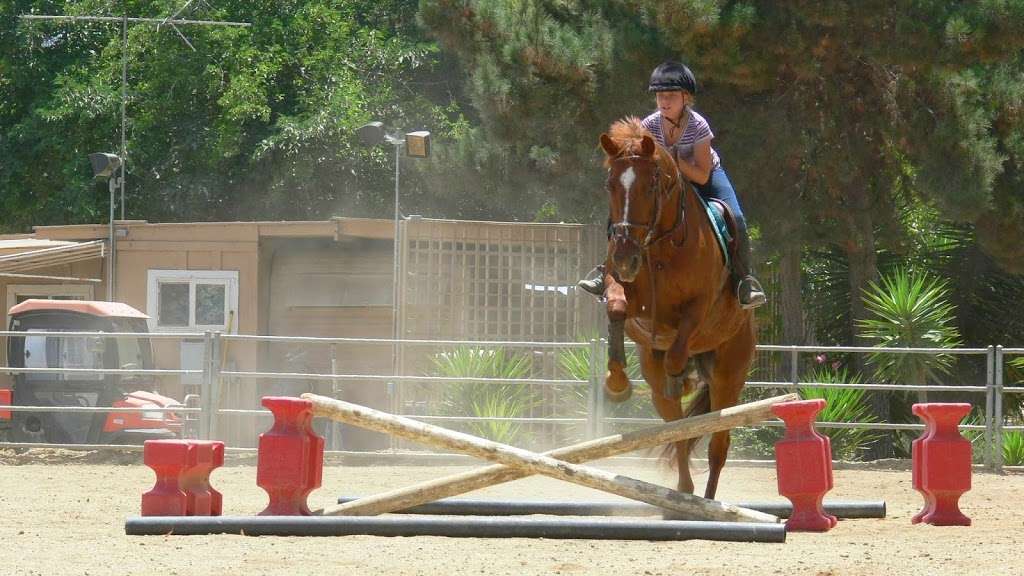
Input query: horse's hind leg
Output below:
<box><xmin>643</xmin><ymin>347</ymin><xmax>696</xmax><ymax>496</ymax></box>
<box><xmin>704</xmin><ymin>327</ymin><xmax>755</xmax><ymax>500</ymax></box>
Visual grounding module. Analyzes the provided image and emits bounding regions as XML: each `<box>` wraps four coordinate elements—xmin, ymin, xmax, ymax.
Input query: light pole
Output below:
<box><xmin>89</xmin><ymin>152</ymin><xmax>123</xmax><ymax>301</ymax></box>
<box><xmin>357</xmin><ymin>122</ymin><xmax>431</xmax><ymax>416</ymax></box>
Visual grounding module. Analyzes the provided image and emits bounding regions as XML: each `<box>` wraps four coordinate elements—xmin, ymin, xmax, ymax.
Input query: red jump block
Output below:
<box><xmin>0</xmin><ymin>389</ymin><xmax>11</xmax><ymax>420</ymax></box>
<box><xmin>141</xmin><ymin>439</ymin><xmax>225</xmax><ymax>516</ymax></box>
<box><xmin>257</xmin><ymin>396</ymin><xmax>324</xmax><ymax>515</ymax></box>
<box><xmin>772</xmin><ymin>399</ymin><xmax>838</xmax><ymax>532</ymax></box>
<box><xmin>912</xmin><ymin>403</ymin><xmax>972</xmax><ymax>526</ymax></box>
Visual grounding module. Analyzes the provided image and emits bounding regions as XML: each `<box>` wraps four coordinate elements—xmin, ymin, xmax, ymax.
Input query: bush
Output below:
<box><xmin>430</xmin><ymin>347</ymin><xmax>535</xmax><ymax>444</ymax></box>
<box><xmin>732</xmin><ymin>367</ymin><xmax>882</xmax><ymax>461</ymax></box>
<box><xmin>557</xmin><ymin>340</ymin><xmax>653</xmax><ymax>421</ymax></box>
<box><xmin>1003</xmin><ymin>430</ymin><xmax>1024</xmax><ymax>466</ymax></box>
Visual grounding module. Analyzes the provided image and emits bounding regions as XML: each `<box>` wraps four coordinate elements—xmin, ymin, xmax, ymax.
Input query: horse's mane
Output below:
<box><xmin>604</xmin><ymin>117</ymin><xmax>674</xmax><ymax>170</ymax></box>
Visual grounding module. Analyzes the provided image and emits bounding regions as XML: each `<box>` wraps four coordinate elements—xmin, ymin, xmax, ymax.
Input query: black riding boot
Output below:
<box><xmin>577</xmin><ymin>264</ymin><xmax>606</xmax><ymax>297</ymax></box>
<box><xmin>733</xmin><ymin>230</ymin><xmax>767</xmax><ymax>309</ymax></box>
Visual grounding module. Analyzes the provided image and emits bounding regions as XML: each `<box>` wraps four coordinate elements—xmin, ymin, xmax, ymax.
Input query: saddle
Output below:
<box><xmin>698</xmin><ymin>196</ymin><xmax>738</xmax><ymax>269</ymax></box>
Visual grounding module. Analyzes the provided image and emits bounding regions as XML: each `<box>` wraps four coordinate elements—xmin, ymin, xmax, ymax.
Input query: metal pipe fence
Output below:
<box><xmin>0</xmin><ymin>332</ymin><xmax>1019</xmax><ymax>471</ymax></box>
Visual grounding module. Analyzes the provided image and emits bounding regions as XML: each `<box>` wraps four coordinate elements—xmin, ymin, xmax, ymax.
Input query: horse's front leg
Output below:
<box><xmin>662</xmin><ymin>301</ymin><xmax>703</xmax><ymax>399</ymax></box>
<box><xmin>604</xmin><ymin>272</ymin><xmax>631</xmax><ymax>402</ymax></box>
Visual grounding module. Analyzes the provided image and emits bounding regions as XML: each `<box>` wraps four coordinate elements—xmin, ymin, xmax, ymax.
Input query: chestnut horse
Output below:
<box><xmin>598</xmin><ymin>118</ymin><xmax>755</xmax><ymax>502</ymax></box>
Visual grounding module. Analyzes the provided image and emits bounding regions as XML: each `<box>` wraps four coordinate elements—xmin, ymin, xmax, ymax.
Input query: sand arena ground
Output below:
<box><xmin>0</xmin><ymin>450</ymin><xmax>1019</xmax><ymax>576</ymax></box>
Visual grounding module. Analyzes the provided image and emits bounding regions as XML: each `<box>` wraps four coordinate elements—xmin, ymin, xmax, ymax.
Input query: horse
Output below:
<box><xmin>598</xmin><ymin>118</ymin><xmax>756</xmax><ymax>502</ymax></box>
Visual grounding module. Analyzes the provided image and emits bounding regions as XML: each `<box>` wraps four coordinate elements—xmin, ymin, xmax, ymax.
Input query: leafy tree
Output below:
<box><xmin>1</xmin><ymin>0</ymin><xmax>457</xmax><ymax>229</ymax></box>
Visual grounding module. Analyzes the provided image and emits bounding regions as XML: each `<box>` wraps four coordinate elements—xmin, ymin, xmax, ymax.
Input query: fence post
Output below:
<box><xmin>595</xmin><ymin>338</ymin><xmax>607</xmax><ymax>438</ymax></box>
<box><xmin>995</xmin><ymin>345</ymin><xmax>1004</xmax><ymax>472</ymax></box>
<box><xmin>985</xmin><ymin>345</ymin><xmax>995</xmax><ymax>469</ymax></box>
<box><xmin>790</xmin><ymin>346</ymin><xmax>799</xmax><ymax>388</ymax></box>
<box><xmin>586</xmin><ymin>339</ymin><xmax>599</xmax><ymax>440</ymax></box>
<box><xmin>790</xmin><ymin>344</ymin><xmax>798</xmax><ymax>385</ymax></box>
<box><xmin>209</xmin><ymin>332</ymin><xmax>223</xmax><ymax>441</ymax></box>
<box><xmin>329</xmin><ymin>343</ymin><xmax>341</xmax><ymax>450</ymax></box>
<box><xmin>199</xmin><ymin>331</ymin><xmax>213</xmax><ymax>440</ymax></box>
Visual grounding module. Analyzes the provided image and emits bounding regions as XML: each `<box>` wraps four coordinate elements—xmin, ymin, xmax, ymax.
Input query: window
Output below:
<box><xmin>5</xmin><ymin>284</ymin><xmax>94</xmax><ymax>329</ymax></box>
<box><xmin>146</xmin><ymin>270</ymin><xmax>238</xmax><ymax>332</ymax></box>
<box><xmin>23</xmin><ymin>330</ymin><xmax>105</xmax><ymax>383</ymax></box>
<box><xmin>4</xmin><ymin>284</ymin><xmax>95</xmax><ymax>368</ymax></box>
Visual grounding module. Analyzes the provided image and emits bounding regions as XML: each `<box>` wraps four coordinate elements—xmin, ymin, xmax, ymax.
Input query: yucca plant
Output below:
<box><xmin>1008</xmin><ymin>356</ymin><xmax>1024</xmax><ymax>418</ymax></box>
<box><xmin>952</xmin><ymin>411</ymin><xmax>992</xmax><ymax>465</ymax></box>
<box><xmin>732</xmin><ymin>367</ymin><xmax>881</xmax><ymax>461</ymax></box>
<box><xmin>798</xmin><ymin>367</ymin><xmax>884</xmax><ymax>461</ymax></box>
<box><xmin>430</xmin><ymin>347</ymin><xmax>535</xmax><ymax>444</ymax></box>
<box><xmin>858</xmin><ymin>268</ymin><xmax>963</xmax><ymax>403</ymax></box>
<box><xmin>557</xmin><ymin>339</ymin><xmax>651</xmax><ymax>420</ymax></box>
<box><xmin>1003</xmin><ymin>430</ymin><xmax>1024</xmax><ymax>466</ymax></box>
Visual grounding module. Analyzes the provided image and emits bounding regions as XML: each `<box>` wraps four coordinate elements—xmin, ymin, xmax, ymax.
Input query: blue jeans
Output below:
<box><xmin>693</xmin><ymin>167</ymin><xmax>747</xmax><ymax>236</ymax></box>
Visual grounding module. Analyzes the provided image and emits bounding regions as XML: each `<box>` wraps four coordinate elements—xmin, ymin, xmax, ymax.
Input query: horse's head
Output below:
<box><xmin>599</xmin><ymin>119</ymin><xmax>671</xmax><ymax>282</ymax></box>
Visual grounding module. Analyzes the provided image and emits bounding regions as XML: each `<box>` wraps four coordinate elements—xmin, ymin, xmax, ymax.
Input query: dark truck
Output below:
<box><xmin>0</xmin><ymin>299</ymin><xmax>187</xmax><ymax>445</ymax></box>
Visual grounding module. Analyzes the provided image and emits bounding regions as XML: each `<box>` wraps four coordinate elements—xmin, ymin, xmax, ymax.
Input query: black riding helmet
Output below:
<box><xmin>648</xmin><ymin>61</ymin><xmax>697</xmax><ymax>94</ymax></box>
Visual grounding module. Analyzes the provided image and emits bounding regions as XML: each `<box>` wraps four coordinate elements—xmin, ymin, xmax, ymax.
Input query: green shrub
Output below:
<box><xmin>430</xmin><ymin>347</ymin><xmax>535</xmax><ymax>444</ymax></box>
<box><xmin>858</xmin><ymin>268</ymin><xmax>962</xmax><ymax>403</ymax></box>
<box><xmin>557</xmin><ymin>340</ymin><xmax>652</xmax><ymax>420</ymax></box>
<box><xmin>732</xmin><ymin>367</ymin><xmax>881</xmax><ymax>461</ymax></box>
<box><xmin>1003</xmin><ymin>430</ymin><xmax>1024</xmax><ymax>466</ymax></box>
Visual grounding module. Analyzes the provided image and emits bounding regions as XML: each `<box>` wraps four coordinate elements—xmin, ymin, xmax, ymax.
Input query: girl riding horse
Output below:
<box><xmin>580</xmin><ymin>61</ymin><xmax>766</xmax><ymax>309</ymax></box>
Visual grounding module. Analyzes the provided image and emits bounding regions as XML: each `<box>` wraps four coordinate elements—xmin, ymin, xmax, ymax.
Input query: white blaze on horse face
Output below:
<box><xmin>619</xmin><ymin>167</ymin><xmax>636</xmax><ymax>224</ymax></box>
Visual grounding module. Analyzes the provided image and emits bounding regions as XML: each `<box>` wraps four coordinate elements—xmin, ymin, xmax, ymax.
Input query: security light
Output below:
<box><xmin>89</xmin><ymin>152</ymin><xmax>122</xmax><ymax>179</ymax></box>
<box><xmin>356</xmin><ymin>122</ymin><xmax>386</xmax><ymax>147</ymax></box>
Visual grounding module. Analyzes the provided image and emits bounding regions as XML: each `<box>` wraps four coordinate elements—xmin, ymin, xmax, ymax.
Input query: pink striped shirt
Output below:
<box><xmin>641</xmin><ymin>110</ymin><xmax>721</xmax><ymax>169</ymax></box>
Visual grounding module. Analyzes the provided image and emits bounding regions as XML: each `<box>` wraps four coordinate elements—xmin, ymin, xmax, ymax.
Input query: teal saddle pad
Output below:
<box><xmin>696</xmin><ymin>194</ymin><xmax>732</xmax><ymax>268</ymax></box>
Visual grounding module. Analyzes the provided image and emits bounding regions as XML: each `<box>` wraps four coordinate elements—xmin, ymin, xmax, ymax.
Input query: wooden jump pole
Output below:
<box><xmin>301</xmin><ymin>393</ymin><xmax>782</xmax><ymax>524</ymax></box>
<box><xmin>319</xmin><ymin>392</ymin><xmax>798</xmax><ymax>518</ymax></box>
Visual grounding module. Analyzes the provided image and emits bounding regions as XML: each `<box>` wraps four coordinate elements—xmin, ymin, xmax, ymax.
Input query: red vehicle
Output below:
<box><xmin>0</xmin><ymin>300</ymin><xmax>187</xmax><ymax>445</ymax></box>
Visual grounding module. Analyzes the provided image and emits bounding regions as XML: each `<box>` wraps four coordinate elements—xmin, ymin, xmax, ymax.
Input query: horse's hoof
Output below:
<box><xmin>664</xmin><ymin>373</ymin><xmax>686</xmax><ymax>399</ymax></box>
<box><xmin>604</xmin><ymin>381</ymin><xmax>632</xmax><ymax>403</ymax></box>
<box><xmin>604</xmin><ymin>371</ymin><xmax>632</xmax><ymax>403</ymax></box>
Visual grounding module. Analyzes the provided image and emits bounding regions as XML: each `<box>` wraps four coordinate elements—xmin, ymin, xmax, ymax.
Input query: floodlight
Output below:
<box><xmin>356</xmin><ymin>122</ymin><xmax>386</xmax><ymax>147</ymax></box>
<box><xmin>89</xmin><ymin>153</ymin><xmax>122</xmax><ymax>179</ymax></box>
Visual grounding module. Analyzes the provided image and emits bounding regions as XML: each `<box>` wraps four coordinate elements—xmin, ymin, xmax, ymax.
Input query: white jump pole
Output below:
<box><xmin>321</xmin><ymin>393</ymin><xmax>798</xmax><ymax>517</ymax></box>
<box><xmin>302</xmin><ymin>393</ymin><xmax>779</xmax><ymax>524</ymax></box>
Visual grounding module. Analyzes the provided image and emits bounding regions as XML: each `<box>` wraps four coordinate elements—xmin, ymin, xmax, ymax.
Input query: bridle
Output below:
<box><xmin>607</xmin><ymin>151</ymin><xmax>688</xmax><ymax>352</ymax></box>
<box><xmin>608</xmin><ymin>154</ymin><xmax>686</xmax><ymax>251</ymax></box>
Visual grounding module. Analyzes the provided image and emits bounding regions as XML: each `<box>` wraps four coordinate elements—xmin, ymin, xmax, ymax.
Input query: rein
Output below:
<box><xmin>609</xmin><ymin>152</ymin><xmax>688</xmax><ymax>352</ymax></box>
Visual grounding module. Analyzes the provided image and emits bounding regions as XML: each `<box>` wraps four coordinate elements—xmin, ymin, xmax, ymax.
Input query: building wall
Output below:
<box><xmin>264</xmin><ymin>237</ymin><xmax>394</xmax><ymax>450</ymax></box>
<box><xmin>10</xmin><ymin>218</ymin><xmax>605</xmax><ymax>450</ymax></box>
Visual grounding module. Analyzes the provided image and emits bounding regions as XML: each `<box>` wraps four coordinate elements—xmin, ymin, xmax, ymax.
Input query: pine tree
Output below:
<box><xmin>417</xmin><ymin>0</ymin><xmax>1024</xmax><ymax>333</ymax></box>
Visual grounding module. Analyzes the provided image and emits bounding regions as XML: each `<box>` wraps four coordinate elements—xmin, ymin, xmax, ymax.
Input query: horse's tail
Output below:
<box><xmin>660</xmin><ymin>353</ymin><xmax>714</xmax><ymax>472</ymax></box>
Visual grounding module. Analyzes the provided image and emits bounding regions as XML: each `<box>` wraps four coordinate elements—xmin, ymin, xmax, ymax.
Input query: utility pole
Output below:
<box><xmin>20</xmin><ymin>4</ymin><xmax>250</xmax><ymax>300</ymax></box>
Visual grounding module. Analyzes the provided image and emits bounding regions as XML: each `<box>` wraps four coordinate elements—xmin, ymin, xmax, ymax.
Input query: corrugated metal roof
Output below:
<box><xmin>0</xmin><ymin>240</ymin><xmax>105</xmax><ymax>272</ymax></box>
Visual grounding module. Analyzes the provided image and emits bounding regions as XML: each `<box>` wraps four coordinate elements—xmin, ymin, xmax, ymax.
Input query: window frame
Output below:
<box><xmin>5</xmin><ymin>284</ymin><xmax>95</xmax><ymax>331</ymax></box>
<box><xmin>146</xmin><ymin>270</ymin><xmax>239</xmax><ymax>333</ymax></box>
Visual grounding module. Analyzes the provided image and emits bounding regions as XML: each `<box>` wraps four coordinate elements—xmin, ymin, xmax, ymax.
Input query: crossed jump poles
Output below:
<box><xmin>128</xmin><ymin>391</ymin><xmax>963</xmax><ymax>541</ymax></box>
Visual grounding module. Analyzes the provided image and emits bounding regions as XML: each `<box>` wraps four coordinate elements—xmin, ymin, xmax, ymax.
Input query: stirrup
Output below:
<box><xmin>737</xmin><ymin>276</ymin><xmax>767</xmax><ymax>310</ymax></box>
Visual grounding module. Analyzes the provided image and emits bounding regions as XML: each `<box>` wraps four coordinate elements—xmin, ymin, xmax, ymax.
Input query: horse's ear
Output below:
<box><xmin>600</xmin><ymin>133</ymin><xmax>619</xmax><ymax>157</ymax></box>
<box><xmin>640</xmin><ymin>135</ymin><xmax>656</xmax><ymax>157</ymax></box>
